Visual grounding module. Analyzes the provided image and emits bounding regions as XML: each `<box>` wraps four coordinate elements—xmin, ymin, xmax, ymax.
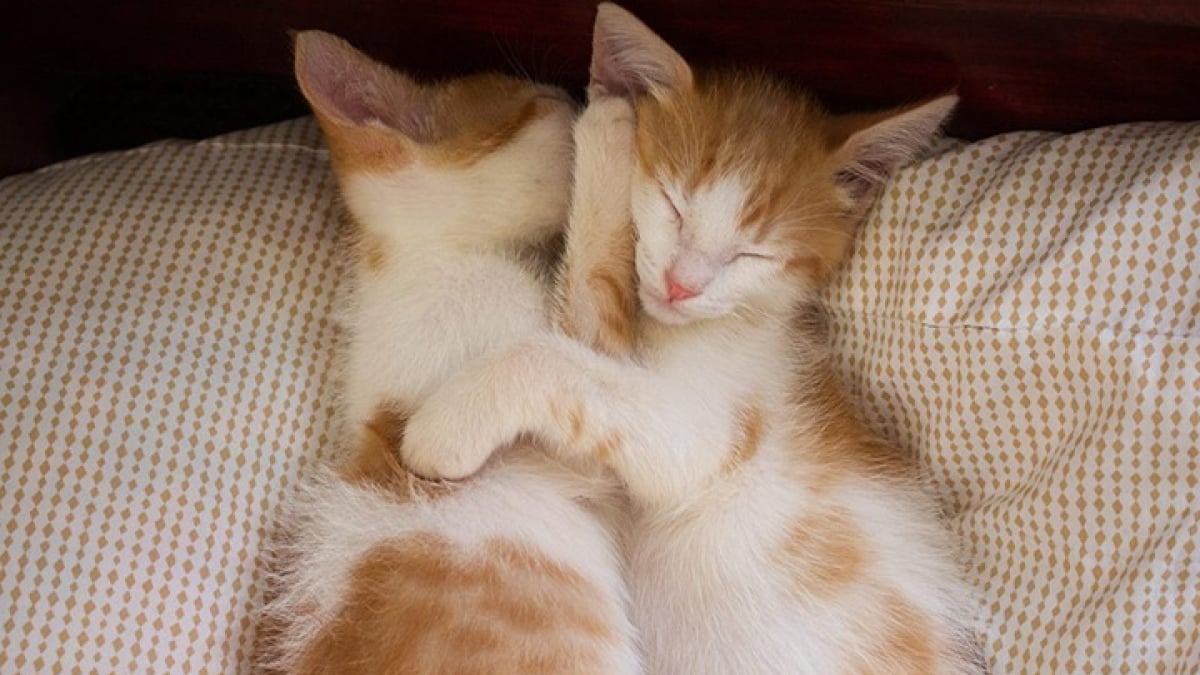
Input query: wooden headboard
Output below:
<box><xmin>4</xmin><ymin>1</ymin><xmax>1198</xmax><ymax>177</ymax></box>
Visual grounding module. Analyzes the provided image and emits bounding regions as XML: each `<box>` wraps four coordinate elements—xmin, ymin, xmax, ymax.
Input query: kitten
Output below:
<box><xmin>257</xmin><ymin>31</ymin><xmax>641</xmax><ymax>674</ymax></box>
<box><xmin>400</xmin><ymin>4</ymin><xmax>985</xmax><ymax>674</ymax></box>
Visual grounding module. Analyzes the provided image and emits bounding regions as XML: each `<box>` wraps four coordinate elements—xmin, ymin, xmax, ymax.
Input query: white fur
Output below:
<box><xmin>403</xmin><ymin>303</ymin><xmax>984</xmax><ymax>672</ymax></box>
<box><xmin>400</xmin><ymin>87</ymin><xmax>981</xmax><ymax>675</ymax></box>
<box><xmin>268</xmin><ymin>455</ymin><xmax>636</xmax><ymax>671</ymax></box>
<box><xmin>339</xmin><ymin>112</ymin><xmax>574</xmax><ymax>426</ymax></box>
<box><xmin>263</xmin><ymin>60</ymin><xmax>639</xmax><ymax>673</ymax></box>
<box><xmin>633</xmin><ymin>172</ymin><xmax>786</xmax><ymax>325</ymax></box>
<box><xmin>402</xmin><ymin>305</ymin><xmax>981</xmax><ymax>675</ymax></box>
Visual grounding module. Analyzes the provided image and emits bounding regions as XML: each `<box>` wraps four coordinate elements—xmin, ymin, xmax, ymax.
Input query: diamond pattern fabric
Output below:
<box><xmin>1</xmin><ymin>118</ymin><xmax>1196</xmax><ymax>672</ymax></box>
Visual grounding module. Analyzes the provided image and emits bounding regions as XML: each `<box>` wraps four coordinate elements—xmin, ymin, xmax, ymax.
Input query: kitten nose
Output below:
<box><xmin>665</xmin><ymin>269</ymin><xmax>699</xmax><ymax>303</ymax></box>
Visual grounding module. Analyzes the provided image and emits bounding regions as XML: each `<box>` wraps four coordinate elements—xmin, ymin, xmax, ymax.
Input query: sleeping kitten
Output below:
<box><xmin>257</xmin><ymin>31</ymin><xmax>640</xmax><ymax>674</ymax></box>
<box><xmin>401</xmin><ymin>4</ymin><xmax>985</xmax><ymax>674</ymax></box>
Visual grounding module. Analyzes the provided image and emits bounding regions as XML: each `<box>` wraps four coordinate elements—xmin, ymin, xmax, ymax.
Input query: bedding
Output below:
<box><xmin>824</xmin><ymin>123</ymin><xmax>1200</xmax><ymax>672</ymax></box>
<box><xmin>0</xmin><ymin>119</ymin><xmax>340</xmax><ymax>671</ymax></box>
<box><xmin>1</xmin><ymin>116</ymin><xmax>1196</xmax><ymax>672</ymax></box>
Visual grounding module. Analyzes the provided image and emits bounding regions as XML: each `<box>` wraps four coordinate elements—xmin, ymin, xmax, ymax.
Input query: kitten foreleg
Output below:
<box><xmin>557</xmin><ymin>97</ymin><xmax>639</xmax><ymax>358</ymax></box>
<box><xmin>400</xmin><ymin>332</ymin><xmax>729</xmax><ymax>507</ymax></box>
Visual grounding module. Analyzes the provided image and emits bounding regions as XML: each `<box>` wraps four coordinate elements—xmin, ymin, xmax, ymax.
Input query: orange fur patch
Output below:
<box><xmin>292</xmin><ymin>533</ymin><xmax>618</xmax><ymax>674</ymax></box>
<box><xmin>788</xmin><ymin>366</ymin><xmax>914</xmax><ymax>493</ymax></box>
<box><xmin>427</xmin><ymin>97</ymin><xmax>553</xmax><ymax>167</ymax></box>
<box><xmin>586</xmin><ymin>267</ymin><xmax>639</xmax><ymax>356</ymax></box>
<box><xmin>567</xmin><ymin>402</ymin><xmax>587</xmax><ymax>443</ymax></box>
<box><xmin>590</xmin><ymin>431</ymin><xmax>624</xmax><ymax>465</ymax></box>
<box><xmin>359</xmin><ymin>231</ymin><xmax>388</xmax><ymax>274</ymax></box>
<box><xmin>776</xmin><ymin>506</ymin><xmax>867</xmax><ymax>602</ymax></box>
<box><xmin>561</xmin><ymin>215</ymin><xmax>639</xmax><ymax>358</ymax></box>
<box><xmin>845</xmin><ymin>592</ymin><xmax>938</xmax><ymax>675</ymax></box>
<box><xmin>550</xmin><ymin>398</ymin><xmax>623</xmax><ymax>466</ymax></box>
<box><xmin>316</xmin><ymin>113</ymin><xmax>415</xmax><ymax>175</ymax></box>
<box><xmin>339</xmin><ymin>399</ymin><xmax>410</xmax><ymax>484</ymax></box>
<box><xmin>722</xmin><ymin>402</ymin><xmax>765</xmax><ymax>475</ymax></box>
<box><xmin>784</xmin><ymin>253</ymin><xmax>835</xmax><ymax>285</ymax></box>
<box><xmin>633</xmin><ymin>71</ymin><xmax>858</xmax><ymax>284</ymax></box>
<box><xmin>340</xmin><ymin>400</ymin><xmax>455</xmax><ymax>500</ymax></box>
<box><xmin>484</xmin><ymin>539</ymin><xmax>617</xmax><ymax>640</ymax></box>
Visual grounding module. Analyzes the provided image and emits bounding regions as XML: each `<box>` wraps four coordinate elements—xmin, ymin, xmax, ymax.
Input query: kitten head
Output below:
<box><xmin>590</xmin><ymin>4</ymin><xmax>956</xmax><ymax>325</ymax></box>
<box><xmin>294</xmin><ymin>31</ymin><xmax>577</xmax><ymax>246</ymax></box>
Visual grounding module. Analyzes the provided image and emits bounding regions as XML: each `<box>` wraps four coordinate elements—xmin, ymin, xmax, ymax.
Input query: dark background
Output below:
<box><xmin>3</xmin><ymin>0</ymin><xmax>1199</xmax><ymax>178</ymax></box>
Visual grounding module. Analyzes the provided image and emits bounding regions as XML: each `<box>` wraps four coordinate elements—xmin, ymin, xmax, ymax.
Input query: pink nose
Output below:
<box><xmin>665</xmin><ymin>270</ymin><xmax>700</xmax><ymax>303</ymax></box>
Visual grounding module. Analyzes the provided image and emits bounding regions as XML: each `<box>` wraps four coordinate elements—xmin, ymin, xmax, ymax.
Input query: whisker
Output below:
<box><xmin>774</xmin><ymin>213</ymin><xmax>850</xmax><ymax>227</ymax></box>
<box><xmin>538</xmin><ymin>43</ymin><xmax>566</xmax><ymax>82</ymax></box>
<box><xmin>784</xmin><ymin>226</ymin><xmax>858</xmax><ymax>243</ymax></box>
<box><xmin>492</xmin><ymin>33</ymin><xmax>533</xmax><ymax>82</ymax></box>
<box><xmin>643</xmin><ymin>131</ymin><xmax>676</xmax><ymax>167</ymax></box>
<box><xmin>785</xmin><ymin>240</ymin><xmax>836</xmax><ymax>265</ymax></box>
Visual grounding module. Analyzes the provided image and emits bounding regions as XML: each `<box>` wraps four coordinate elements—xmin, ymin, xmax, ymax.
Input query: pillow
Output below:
<box><xmin>1</xmin><ymin>116</ymin><xmax>1196</xmax><ymax>673</ymax></box>
<box><xmin>824</xmin><ymin>122</ymin><xmax>1199</xmax><ymax>673</ymax></box>
<box><xmin>0</xmin><ymin>118</ymin><xmax>338</xmax><ymax>672</ymax></box>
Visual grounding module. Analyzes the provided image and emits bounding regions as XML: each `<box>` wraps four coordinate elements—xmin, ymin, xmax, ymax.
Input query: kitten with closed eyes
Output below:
<box><xmin>402</xmin><ymin>4</ymin><xmax>986</xmax><ymax>674</ymax></box>
<box><xmin>258</xmin><ymin>30</ymin><xmax>643</xmax><ymax>674</ymax></box>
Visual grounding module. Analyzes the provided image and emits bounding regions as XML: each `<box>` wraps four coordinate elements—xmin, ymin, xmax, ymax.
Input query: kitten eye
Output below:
<box><xmin>660</xmin><ymin>188</ymin><xmax>683</xmax><ymax>228</ymax></box>
<box><xmin>733</xmin><ymin>251</ymin><xmax>776</xmax><ymax>262</ymax></box>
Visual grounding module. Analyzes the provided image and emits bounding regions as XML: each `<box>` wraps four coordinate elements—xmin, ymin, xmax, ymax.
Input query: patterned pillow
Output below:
<box><xmin>824</xmin><ymin>122</ymin><xmax>1199</xmax><ymax>673</ymax></box>
<box><xmin>0</xmin><ymin>118</ymin><xmax>339</xmax><ymax>672</ymax></box>
<box><xmin>0</xmin><ymin>117</ymin><xmax>1196</xmax><ymax>673</ymax></box>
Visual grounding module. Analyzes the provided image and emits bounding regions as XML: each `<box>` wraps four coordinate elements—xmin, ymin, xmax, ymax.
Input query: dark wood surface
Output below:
<box><xmin>3</xmin><ymin>1</ymin><xmax>1199</xmax><ymax>177</ymax></box>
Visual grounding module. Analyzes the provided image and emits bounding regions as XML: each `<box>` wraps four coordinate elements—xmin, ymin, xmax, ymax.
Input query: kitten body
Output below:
<box><xmin>402</xmin><ymin>5</ymin><xmax>985</xmax><ymax>674</ymax></box>
<box><xmin>259</xmin><ymin>31</ymin><xmax>639</xmax><ymax>674</ymax></box>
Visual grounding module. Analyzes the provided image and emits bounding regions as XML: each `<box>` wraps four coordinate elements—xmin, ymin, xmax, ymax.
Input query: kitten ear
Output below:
<box><xmin>589</xmin><ymin>3</ymin><xmax>693</xmax><ymax>99</ymax></box>
<box><xmin>293</xmin><ymin>30</ymin><xmax>430</xmax><ymax>140</ymax></box>
<box><xmin>829</xmin><ymin>94</ymin><xmax>958</xmax><ymax>205</ymax></box>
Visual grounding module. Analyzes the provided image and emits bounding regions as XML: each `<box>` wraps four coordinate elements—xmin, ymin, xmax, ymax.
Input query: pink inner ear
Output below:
<box><xmin>297</xmin><ymin>33</ymin><xmax>379</xmax><ymax>125</ymax></box>
<box><xmin>834</xmin><ymin>154</ymin><xmax>891</xmax><ymax>203</ymax></box>
<box><xmin>296</xmin><ymin>31</ymin><xmax>428</xmax><ymax>137</ymax></box>
<box><xmin>833</xmin><ymin>95</ymin><xmax>958</xmax><ymax>204</ymax></box>
<box><xmin>308</xmin><ymin>60</ymin><xmax>377</xmax><ymax>125</ymax></box>
<box><xmin>589</xmin><ymin>36</ymin><xmax>632</xmax><ymax>98</ymax></box>
<box><xmin>588</xmin><ymin>3</ymin><xmax>692</xmax><ymax>99</ymax></box>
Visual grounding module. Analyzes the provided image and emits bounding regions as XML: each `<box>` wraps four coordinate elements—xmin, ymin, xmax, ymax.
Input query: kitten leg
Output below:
<box><xmin>557</xmin><ymin>96</ymin><xmax>639</xmax><ymax>358</ymax></box>
<box><xmin>400</xmin><ymin>332</ymin><xmax>734</xmax><ymax>507</ymax></box>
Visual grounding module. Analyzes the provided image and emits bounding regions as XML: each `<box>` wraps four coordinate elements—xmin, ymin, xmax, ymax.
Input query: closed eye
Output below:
<box><xmin>659</xmin><ymin>187</ymin><xmax>683</xmax><ymax>228</ymax></box>
<box><xmin>733</xmin><ymin>251</ymin><xmax>776</xmax><ymax>262</ymax></box>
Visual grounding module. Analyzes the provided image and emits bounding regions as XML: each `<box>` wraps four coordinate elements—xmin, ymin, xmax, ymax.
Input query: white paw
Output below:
<box><xmin>399</xmin><ymin>394</ymin><xmax>503</xmax><ymax>481</ymax></box>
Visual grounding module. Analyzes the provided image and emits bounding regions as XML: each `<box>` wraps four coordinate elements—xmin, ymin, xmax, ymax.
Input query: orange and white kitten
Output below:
<box><xmin>401</xmin><ymin>5</ymin><xmax>985</xmax><ymax>674</ymax></box>
<box><xmin>258</xmin><ymin>31</ymin><xmax>640</xmax><ymax>674</ymax></box>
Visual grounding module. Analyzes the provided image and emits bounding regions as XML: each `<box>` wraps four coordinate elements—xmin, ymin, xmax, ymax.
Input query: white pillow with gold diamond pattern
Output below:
<box><xmin>0</xmin><ymin>118</ymin><xmax>338</xmax><ymax>672</ymax></box>
<box><xmin>1</xmin><ymin>117</ymin><xmax>1196</xmax><ymax>673</ymax></box>
<box><xmin>824</xmin><ymin>122</ymin><xmax>1199</xmax><ymax>674</ymax></box>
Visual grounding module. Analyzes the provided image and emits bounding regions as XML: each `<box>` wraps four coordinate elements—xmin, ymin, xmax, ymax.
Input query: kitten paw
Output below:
<box><xmin>398</xmin><ymin>369</ymin><xmax>526</xmax><ymax>481</ymax></box>
<box><xmin>401</xmin><ymin>340</ymin><xmax>558</xmax><ymax>480</ymax></box>
<box><xmin>399</xmin><ymin>405</ymin><xmax>495</xmax><ymax>481</ymax></box>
